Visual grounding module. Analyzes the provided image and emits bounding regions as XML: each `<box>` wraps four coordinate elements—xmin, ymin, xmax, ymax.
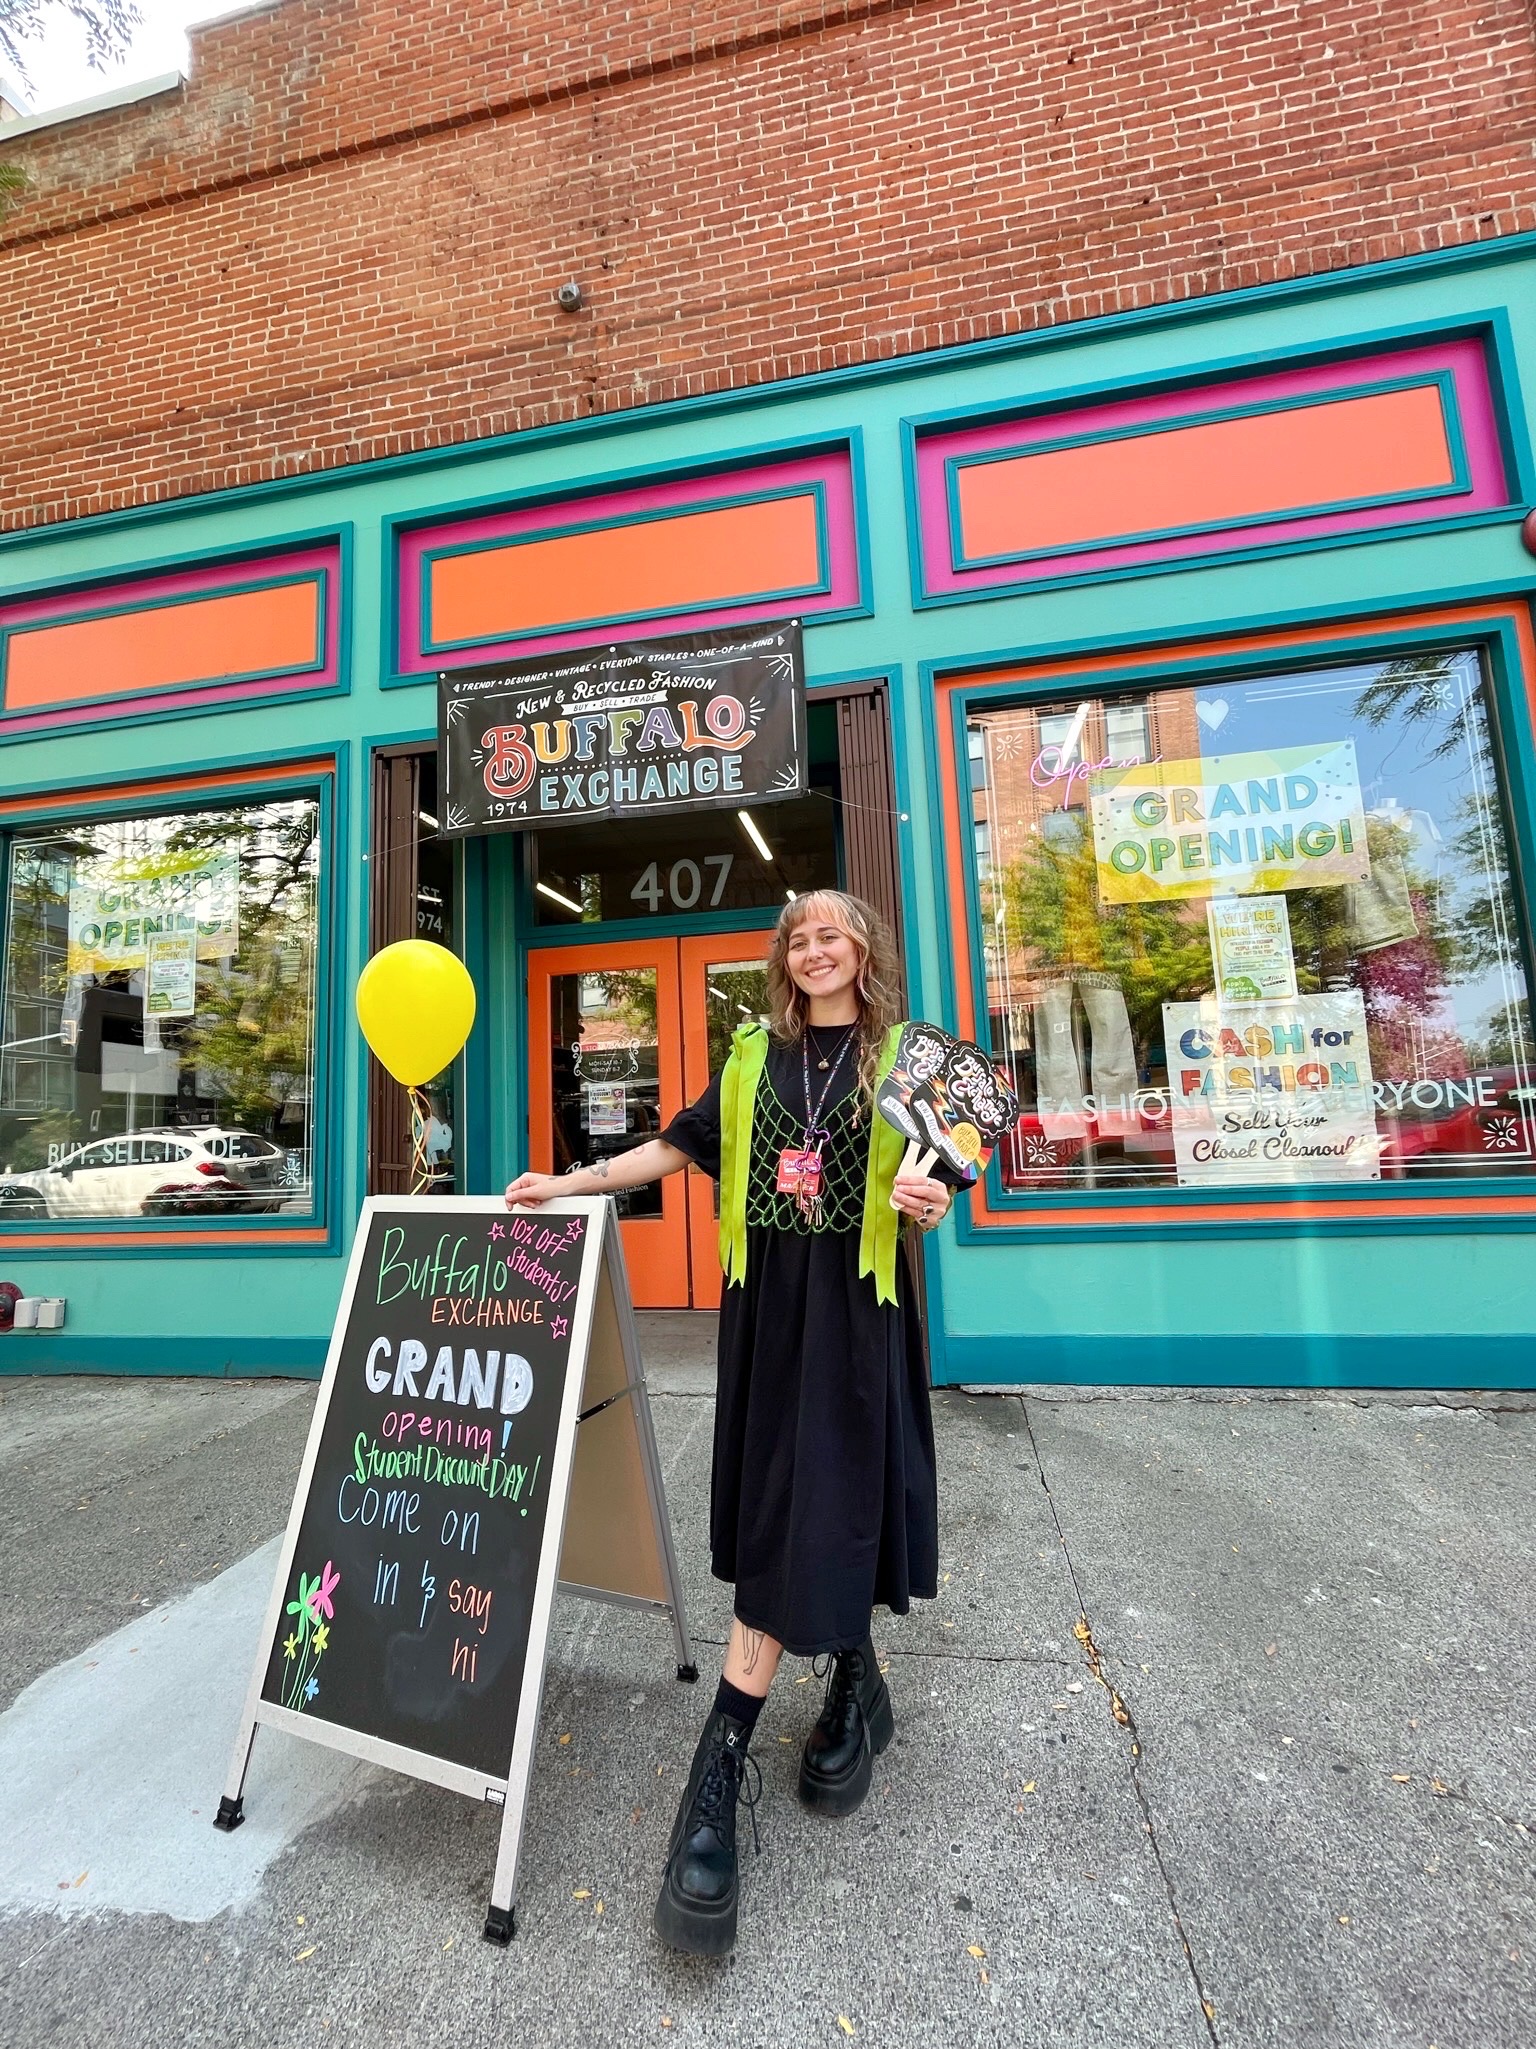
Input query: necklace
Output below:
<box><xmin>807</xmin><ymin>1021</ymin><xmax>855</xmax><ymax>1072</ymax></box>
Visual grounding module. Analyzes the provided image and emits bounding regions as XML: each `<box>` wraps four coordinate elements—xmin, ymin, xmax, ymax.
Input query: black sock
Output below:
<box><xmin>714</xmin><ymin>1676</ymin><xmax>765</xmax><ymax>1738</ymax></box>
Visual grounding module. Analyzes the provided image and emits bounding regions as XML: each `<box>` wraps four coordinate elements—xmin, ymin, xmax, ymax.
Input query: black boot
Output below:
<box><xmin>653</xmin><ymin>1708</ymin><xmax>761</xmax><ymax>1956</ymax></box>
<box><xmin>798</xmin><ymin>1636</ymin><xmax>894</xmax><ymax>1816</ymax></box>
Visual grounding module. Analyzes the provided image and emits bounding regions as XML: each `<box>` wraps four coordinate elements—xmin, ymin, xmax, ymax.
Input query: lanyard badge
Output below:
<box><xmin>777</xmin><ymin>1027</ymin><xmax>855</xmax><ymax>1226</ymax></box>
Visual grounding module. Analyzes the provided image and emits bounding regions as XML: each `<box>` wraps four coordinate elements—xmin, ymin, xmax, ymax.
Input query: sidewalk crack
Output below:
<box><xmin>1020</xmin><ymin>1399</ymin><xmax>1221</xmax><ymax>2048</ymax></box>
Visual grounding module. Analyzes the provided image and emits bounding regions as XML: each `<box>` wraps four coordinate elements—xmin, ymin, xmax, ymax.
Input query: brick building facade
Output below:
<box><xmin>4</xmin><ymin>1</ymin><xmax>1536</xmax><ymax>1389</ymax></box>
<box><xmin>5</xmin><ymin>0</ymin><xmax>1536</xmax><ymax>526</ymax></box>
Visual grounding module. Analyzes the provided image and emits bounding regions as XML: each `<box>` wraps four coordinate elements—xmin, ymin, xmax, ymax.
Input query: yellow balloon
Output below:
<box><xmin>355</xmin><ymin>940</ymin><xmax>477</xmax><ymax>1086</ymax></box>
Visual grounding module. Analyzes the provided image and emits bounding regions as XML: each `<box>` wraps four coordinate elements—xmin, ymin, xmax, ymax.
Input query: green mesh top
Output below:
<box><xmin>744</xmin><ymin>1068</ymin><xmax>869</xmax><ymax>1235</ymax></box>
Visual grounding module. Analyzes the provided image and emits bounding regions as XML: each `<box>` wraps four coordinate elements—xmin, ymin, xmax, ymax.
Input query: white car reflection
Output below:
<box><xmin>0</xmin><ymin>1126</ymin><xmax>292</xmax><ymax>1219</ymax></box>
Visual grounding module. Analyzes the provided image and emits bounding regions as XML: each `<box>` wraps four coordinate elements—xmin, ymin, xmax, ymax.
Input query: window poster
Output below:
<box><xmin>584</xmin><ymin>1082</ymin><xmax>628</xmax><ymax>1135</ymax></box>
<box><xmin>1206</xmin><ymin>894</ymin><xmax>1298</xmax><ymax>1003</ymax></box>
<box><xmin>143</xmin><ymin>931</ymin><xmax>199</xmax><ymax>1017</ymax></box>
<box><xmin>67</xmin><ymin>847</ymin><xmax>240</xmax><ymax>974</ymax></box>
<box><xmin>1162</xmin><ymin>992</ymin><xmax>1381</xmax><ymax>1185</ymax></box>
<box><xmin>1091</xmin><ymin>743</ymin><xmax>1369</xmax><ymax>904</ymax></box>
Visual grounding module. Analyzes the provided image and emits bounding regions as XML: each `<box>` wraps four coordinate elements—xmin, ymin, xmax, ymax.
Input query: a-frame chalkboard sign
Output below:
<box><xmin>214</xmin><ymin>1195</ymin><xmax>695</xmax><ymax>1942</ymax></box>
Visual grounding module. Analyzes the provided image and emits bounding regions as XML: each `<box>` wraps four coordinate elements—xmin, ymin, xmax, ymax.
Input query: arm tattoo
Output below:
<box><xmin>740</xmin><ymin>1627</ymin><xmax>766</xmax><ymax>1676</ymax></box>
<box><xmin>588</xmin><ymin>1158</ymin><xmax>611</xmax><ymax>1179</ymax></box>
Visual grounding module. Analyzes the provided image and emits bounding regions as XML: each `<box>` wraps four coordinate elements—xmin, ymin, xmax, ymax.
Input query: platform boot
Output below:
<box><xmin>653</xmin><ymin>1705</ymin><xmax>762</xmax><ymax>1956</ymax></box>
<box><xmin>797</xmin><ymin>1634</ymin><xmax>894</xmax><ymax>1816</ymax></box>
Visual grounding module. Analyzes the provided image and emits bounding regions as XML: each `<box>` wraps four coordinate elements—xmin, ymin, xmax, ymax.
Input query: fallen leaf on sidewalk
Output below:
<box><xmin>295</xmin><ymin>1947</ymin><xmax>316</xmax><ymax>1961</ymax></box>
<box><xmin>1392</xmin><ymin>1774</ymin><xmax>1411</xmax><ymax>1784</ymax></box>
<box><xmin>558</xmin><ymin>1733</ymin><xmax>572</xmax><ymax>1746</ymax></box>
<box><xmin>442</xmin><ymin>1938</ymin><xmax>454</xmax><ymax>1951</ymax></box>
<box><xmin>573</xmin><ymin>1889</ymin><xmax>592</xmax><ymax>1900</ymax></box>
<box><xmin>1065</xmin><ymin>1682</ymin><xmax>1083</xmax><ymax>1694</ymax></box>
<box><xmin>966</xmin><ymin>1944</ymin><xmax>985</xmax><ymax>1959</ymax></box>
<box><xmin>71</xmin><ymin>1873</ymin><xmax>88</xmax><ymax>1889</ymax></box>
<box><xmin>1022</xmin><ymin>1781</ymin><xmax>1036</xmax><ymax>1793</ymax></box>
<box><xmin>1202</xmin><ymin>2002</ymin><xmax>1215</xmax><ymax>2021</ymax></box>
<box><xmin>837</xmin><ymin>2018</ymin><xmax>855</xmax><ymax>2037</ymax></box>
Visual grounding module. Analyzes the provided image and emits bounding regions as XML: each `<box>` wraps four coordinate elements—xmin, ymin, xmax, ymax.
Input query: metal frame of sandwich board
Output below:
<box><xmin>213</xmin><ymin>1194</ymin><xmax>697</xmax><ymax>1944</ymax></box>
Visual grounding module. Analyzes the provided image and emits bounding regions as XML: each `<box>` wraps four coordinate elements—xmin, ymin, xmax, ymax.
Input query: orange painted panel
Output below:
<box><xmin>4</xmin><ymin>579</ymin><xmax>321</xmax><ymax>709</ymax></box>
<box><xmin>430</xmin><ymin>493</ymin><xmax>823</xmax><ymax>645</ymax></box>
<box><xmin>957</xmin><ymin>385</ymin><xmax>1456</xmax><ymax>561</ymax></box>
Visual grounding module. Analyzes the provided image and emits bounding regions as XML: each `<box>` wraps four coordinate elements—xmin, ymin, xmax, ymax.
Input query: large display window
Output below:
<box><xmin>0</xmin><ymin>793</ymin><xmax>321</xmax><ymax>1222</ymax></box>
<box><xmin>966</xmin><ymin>647</ymin><xmax>1536</xmax><ymax>1193</ymax></box>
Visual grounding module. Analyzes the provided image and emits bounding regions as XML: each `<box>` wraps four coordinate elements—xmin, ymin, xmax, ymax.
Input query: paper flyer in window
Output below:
<box><xmin>1162</xmin><ymin>992</ymin><xmax>1381</xmax><ymax>1185</ymax></box>
<box><xmin>584</xmin><ymin>1081</ymin><xmax>628</xmax><ymax>1135</ymax></box>
<box><xmin>1205</xmin><ymin>894</ymin><xmax>1299</xmax><ymax>1004</ymax></box>
<box><xmin>1091</xmin><ymin>743</ymin><xmax>1369</xmax><ymax>904</ymax></box>
<box><xmin>67</xmin><ymin>847</ymin><xmax>240</xmax><ymax>974</ymax></box>
<box><xmin>143</xmin><ymin>932</ymin><xmax>199</xmax><ymax>1018</ymax></box>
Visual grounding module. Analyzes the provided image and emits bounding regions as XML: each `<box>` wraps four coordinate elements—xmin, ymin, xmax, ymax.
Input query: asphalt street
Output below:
<box><xmin>0</xmin><ymin>1333</ymin><xmax>1531</xmax><ymax>2049</ymax></box>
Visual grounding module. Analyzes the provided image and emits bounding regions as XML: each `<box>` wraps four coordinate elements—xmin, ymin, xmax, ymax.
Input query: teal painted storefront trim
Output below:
<box><xmin>941</xmin><ymin>370</ymin><xmax>1472</xmax><ymax>575</ymax></box>
<box><xmin>932</xmin><ymin>1332</ymin><xmax>1536</xmax><ymax>1389</ymax></box>
<box><xmin>0</xmin><ymin>1335</ymin><xmax>326</xmax><ymax>1377</ymax></box>
<box><xmin>418</xmin><ymin>481</ymin><xmax>834</xmax><ymax>657</ymax></box>
<box><xmin>11</xmin><ymin>233</ymin><xmax>1536</xmax><ymax>556</ymax></box>
<box><xmin>380</xmin><ymin>429</ymin><xmax>872</xmax><ymax>685</ymax></box>
<box><xmin>0</xmin><ymin>525</ymin><xmax>353</xmax><ymax>744</ymax></box>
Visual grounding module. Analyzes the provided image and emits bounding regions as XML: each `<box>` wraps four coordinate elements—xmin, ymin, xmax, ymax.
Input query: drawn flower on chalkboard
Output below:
<box><xmin>305</xmin><ymin>1678</ymin><xmax>319</xmax><ymax>1702</ymax></box>
<box><xmin>286</xmin><ymin>1572</ymin><xmax>320</xmax><ymax>1641</ymax></box>
<box><xmin>283</xmin><ymin>1633</ymin><xmax>300</xmax><ymax>1661</ymax></box>
<box><xmin>311</xmin><ymin>1623</ymin><xmax>330</xmax><ymax>1654</ymax></box>
<box><xmin>308</xmin><ymin>1560</ymin><xmax>341</xmax><ymax>1625</ymax></box>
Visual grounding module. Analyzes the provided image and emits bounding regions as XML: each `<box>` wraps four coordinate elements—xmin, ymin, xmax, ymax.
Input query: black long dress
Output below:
<box><xmin>661</xmin><ymin>1028</ymin><xmax>939</xmax><ymax>1656</ymax></box>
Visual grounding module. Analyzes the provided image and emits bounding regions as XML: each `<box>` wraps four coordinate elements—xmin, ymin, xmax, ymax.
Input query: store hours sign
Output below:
<box><xmin>438</xmin><ymin>621</ymin><xmax>806</xmax><ymax>836</ymax></box>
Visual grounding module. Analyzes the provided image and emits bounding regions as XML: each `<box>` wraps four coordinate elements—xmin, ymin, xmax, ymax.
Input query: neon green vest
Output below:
<box><xmin>716</xmin><ymin>1020</ymin><xmax>908</xmax><ymax>1305</ymax></box>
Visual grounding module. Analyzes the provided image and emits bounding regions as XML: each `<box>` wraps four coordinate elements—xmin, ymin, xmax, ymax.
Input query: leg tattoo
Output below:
<box><xmin>739</xmin><ymin>1628</ymin><xmax>766</xmax><ymax>1677</ymax></box>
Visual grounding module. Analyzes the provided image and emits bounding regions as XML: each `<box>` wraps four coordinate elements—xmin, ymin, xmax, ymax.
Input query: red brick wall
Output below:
<box><xmin>5</xmin><ymin>0</ymin><xmax>1536</xmax><ymax>530</ymax></box>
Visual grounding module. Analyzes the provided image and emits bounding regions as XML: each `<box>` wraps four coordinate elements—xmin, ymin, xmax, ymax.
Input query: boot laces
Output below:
<box><xmin>813</xmin><ymin>1647</ymin><xmax>872</xmax><ymax>1759</ymax></box>
<box><xmin>695</xmin><ymin>1735</ymin><xmax>763</xmax><ymax>1856</ymax></box>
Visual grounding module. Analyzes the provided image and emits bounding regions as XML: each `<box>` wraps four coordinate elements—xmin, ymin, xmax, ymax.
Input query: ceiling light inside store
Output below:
<box><xmin>738</xmin><ymin>809</ymin><xmax>774</xmax><ymax>862</ymax></box>
<box><xmin>418</xmin><ymin>810</ymin><xmax>439</xmax><ymax>830</ymax></box>
<box><xmin>785</xmin><ymin>888</ymin><xmax>796</xmax><ymax>903</ymax></box>
<box><xmin>536</xmin><ymin>880</ymin><xmax>584</xmax><ymax>917</ymax></box>
<box><xmin>708</xmin><ymin>985</ymin><xmax>729</xmax><ymax>1000</ymax></box>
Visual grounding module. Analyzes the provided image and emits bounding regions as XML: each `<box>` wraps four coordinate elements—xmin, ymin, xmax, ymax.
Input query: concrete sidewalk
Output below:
<box><xmin>0</xmin><ymin>1336</ymin><xmax>1531</xmax><ymax>2048</ymax></box>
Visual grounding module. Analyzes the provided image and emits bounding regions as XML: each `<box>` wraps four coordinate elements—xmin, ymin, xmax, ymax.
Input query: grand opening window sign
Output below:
<box><xmin>438</xmin><ymin>620</ymin><xmax>806</xmax><ymax>836</ymax></box>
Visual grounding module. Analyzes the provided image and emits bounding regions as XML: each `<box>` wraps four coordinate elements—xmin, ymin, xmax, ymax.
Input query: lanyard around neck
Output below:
<box><xmin>801</xmin><ymin>1026</ymin><xmax>856</xmax><ymax>1141</ymax></box>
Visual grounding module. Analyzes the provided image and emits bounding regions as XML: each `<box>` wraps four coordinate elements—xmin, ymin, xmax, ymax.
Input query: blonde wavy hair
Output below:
<box><xmin>766</xmin><ymin>890</ymin><xmax>904</xmax><ymax>1113</ymax></box>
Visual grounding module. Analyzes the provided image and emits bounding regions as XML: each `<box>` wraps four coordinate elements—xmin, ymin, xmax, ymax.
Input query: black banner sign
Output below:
<box><xmin>258</xmin><ymin>1205</ymin><xmax>589</xmax><ymax>1779</ymax></box>
<box><xmin>438</xmin><ymin>619</ymin><xmax>805</xmax><ymax>836</ymax></box>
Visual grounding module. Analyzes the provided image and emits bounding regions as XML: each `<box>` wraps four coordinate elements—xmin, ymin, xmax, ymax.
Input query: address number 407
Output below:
<box><xmin>630</xmin><ymin>855</ymin><xmax>734</xmax><ymax>913</ymax></box>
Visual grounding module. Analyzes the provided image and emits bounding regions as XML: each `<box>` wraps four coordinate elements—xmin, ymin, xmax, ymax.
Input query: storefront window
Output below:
<box><xmin>0</xmin><ymin>795</ymin><xmax>321</xmax><ymax>1220</ymax></box>
<box><xmin>969</xmin><ymin>650</ymin><xmax>1536</xmax><ymax>1192</ymax></box>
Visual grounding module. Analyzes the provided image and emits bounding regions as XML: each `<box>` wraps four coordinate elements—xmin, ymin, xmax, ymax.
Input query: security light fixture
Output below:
<box><xmin>556</xmin><ymin>281</ymin><xmax>585</xmax><ymax>312</ymax></box>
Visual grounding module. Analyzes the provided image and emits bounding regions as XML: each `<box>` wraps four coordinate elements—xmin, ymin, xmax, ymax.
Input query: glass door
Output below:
<box><xmin>679</xmin><ymin>932</ymin><xmax>774</xmax><ymax>1311</ymax></box>
<box><xmin>526</xmin><ymin>939</ymin><xmax>688</xmax><ymax>1307</ymax></box>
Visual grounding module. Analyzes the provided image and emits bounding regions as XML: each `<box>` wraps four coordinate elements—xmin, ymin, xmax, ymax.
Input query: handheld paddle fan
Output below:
<box><xmin>877</xmin><ymin>1023</ymin><xmax>1019</xmax><ymax>1206</ymax></box>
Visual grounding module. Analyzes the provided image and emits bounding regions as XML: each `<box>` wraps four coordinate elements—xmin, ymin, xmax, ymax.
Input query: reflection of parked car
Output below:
<box><xmin>0</xmin><ymin>1127</ymin><xmax>290</xmax><ymax>1219</ymax></box>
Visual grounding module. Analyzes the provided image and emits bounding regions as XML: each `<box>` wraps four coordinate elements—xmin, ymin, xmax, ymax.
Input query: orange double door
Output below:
<box><xmin>527</xmin><ymin>930</ymin><xmax>775</xmax><ymax>1308</ymax></box>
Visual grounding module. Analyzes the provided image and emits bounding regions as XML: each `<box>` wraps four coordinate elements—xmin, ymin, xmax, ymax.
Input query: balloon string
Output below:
<box><xmin>407</xmin><ymin>1086</ymin><xmax>435</xmax><ymax>1196</ymax></box>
